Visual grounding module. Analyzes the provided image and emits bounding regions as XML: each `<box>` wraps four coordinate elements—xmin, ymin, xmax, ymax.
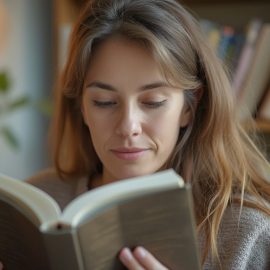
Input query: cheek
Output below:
<box><xmin>84</xmin><ymin>107</ymin><xmax>112</xmax><ymax>129</ymax></box>
<box><xmin>86</xmin><ymin>112</ymin><xmax>121</xmax><ymax>153</ymax></box>
<box><xmin>89</xmin><ymin>122</ymin><xmax>110</xmax><ymax>142</ymax></box>
<box><xmin>86</xmin><ymin>121</ymin><xmax>109</xmax><ymax>156</ymax></box>
<box><xmin>148</xmin><ymin>112</ymin><xmax>181</xmax><ymax>141</ymax></box>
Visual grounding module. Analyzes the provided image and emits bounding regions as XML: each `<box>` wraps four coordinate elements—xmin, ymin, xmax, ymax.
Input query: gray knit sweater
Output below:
<box><xmin>202</xmin><ymin>203</ymin><xmax>270</xmax><ymax>270</ymax></box>
<box><xmin>27</xmin><ymin>169</ymin><xmax>270</xmax><ymax>270</ymax></box>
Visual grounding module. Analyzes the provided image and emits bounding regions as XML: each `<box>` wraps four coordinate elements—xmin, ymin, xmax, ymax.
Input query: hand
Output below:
<box><xmin>0</xmin><ymin>261</ymin><xmax>3</xmax><ymax>270</ymax></box>
<box><xmin>119</xmin><ymin>246</ymin><xmax>169</xmax><ymax>270</ymax></box>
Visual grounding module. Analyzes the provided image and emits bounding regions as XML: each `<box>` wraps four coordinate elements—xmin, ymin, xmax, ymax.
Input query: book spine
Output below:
<box><xmin>232</xmin><ymin>19</ymin><xmax>262</xmax><ymax>96</ymax></box>
<box><xmin>42</xmin><ymin>228</ymin><xmax>84</xmax><ymax>270</ymax></box>
<box><xmin>237</xmin><ymin>24</ymin><xmax>270</xmax><ymax>121</ymax></box>
<box><xmin>217</xmin><ymin>26</ymin><xmax>235</xmax><ymax>62</ymax></box>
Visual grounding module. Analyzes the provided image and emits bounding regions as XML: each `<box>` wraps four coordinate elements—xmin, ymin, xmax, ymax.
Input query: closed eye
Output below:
<box><xmin>142</xmin><ymin>100</ymin><xmax>167</xmax><ymax>108</ymax></box>
<box><xmin>93</xmin><ymin>100</ymin><xmax>117</xmax><ymax>107</ymax></box>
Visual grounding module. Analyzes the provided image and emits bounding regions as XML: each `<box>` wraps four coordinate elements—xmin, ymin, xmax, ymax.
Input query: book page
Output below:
<box><xmin>120</xmin><ymin>188</ymin><xmax>200</xmax><ymax>269</ymax></box>
<box><xmin>59</xmin><ymin>169</ymin><xmax>184</xmax><ymax>227</ymax></box>
<box><xmin>0</xmin><ymin>200</ymin><xmax>51</xmax><ymax>270</ymax></box>
<box><xmin>0</xmin><ymin>173</ymin><xmax>61</xmax><ymax>227</ymax></box>
<box><xmin>76</xmin><ymin>187</ymin><xmax>200</xmax><ymax>269</ymax></box>
<box><xmin>77</xmin><ymin>206</ymin><xmax>124</xmax><ymax>269</ymax></box>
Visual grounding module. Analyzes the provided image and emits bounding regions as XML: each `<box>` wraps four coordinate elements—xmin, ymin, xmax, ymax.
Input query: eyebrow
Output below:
<box><xmin>85</xmin><ymin>81</ymin><xmax>170</xmax><ymax>92</ymax></box>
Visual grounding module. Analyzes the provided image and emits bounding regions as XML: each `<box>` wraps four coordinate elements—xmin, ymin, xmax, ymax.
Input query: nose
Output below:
<box><xmin>115</xmin><ymin>104</ymin><xmax>142</xmax><ymax>137</ymax></box>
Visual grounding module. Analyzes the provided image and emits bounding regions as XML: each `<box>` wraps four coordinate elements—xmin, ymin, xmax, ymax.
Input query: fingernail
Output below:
<box><xmin>120</xmin><ymin>247</ymin><xmax>132</xmax><ymax>262</ymax></box>
<box><xmin>135</xmin><ymin>246</ymin><xmax>146</xmax><ymax>258</ymax></box>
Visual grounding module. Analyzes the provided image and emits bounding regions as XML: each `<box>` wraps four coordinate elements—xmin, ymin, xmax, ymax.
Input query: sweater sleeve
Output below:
<box><xmin>244</xmin><ymin>224</ymin><xmax>270</xmax><ymax>269</ymax></box>
<box><xmin>203</xmin><ymin>205</ymin><xmax>270</xmax><ymax>270</ymax></box>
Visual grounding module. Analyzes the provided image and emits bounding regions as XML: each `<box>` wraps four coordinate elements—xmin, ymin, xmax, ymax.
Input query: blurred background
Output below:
<box><xmin>0</xmin><ymin>0</ymin><xmax>270</xmax><ymax>179</ymax></box>
<box><xmin>0</xmin><ymin>0</ymin><xmax>54</xmax><ymax>179</ymax></box>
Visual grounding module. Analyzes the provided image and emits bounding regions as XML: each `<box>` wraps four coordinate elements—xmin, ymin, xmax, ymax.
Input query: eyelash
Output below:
<box><xmin>142</xmin><ymin>100</ymin><xmax>167</xmax><ymax>108</ymax></box>
<box><xmin>93</xmin><ymin>100</ymin><xmax>117</xmax><ymax>107</ymax></box>
<box><xmin>92</xmin><ymin>100</ymin><xmax>167</xmax><ymax>108</ymax></box>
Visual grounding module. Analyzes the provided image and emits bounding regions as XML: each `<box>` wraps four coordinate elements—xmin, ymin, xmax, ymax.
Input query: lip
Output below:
<box><xmin>111</xmin><ymin>148</ymin><xmax>149</xmax><ymax>161</ymax></box>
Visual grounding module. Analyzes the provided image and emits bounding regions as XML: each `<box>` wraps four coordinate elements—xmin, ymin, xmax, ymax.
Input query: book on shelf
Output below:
<box><xmin>200</xmin><ymin>19</ymin><xmax>221</xmax><ymax>52</ymax></box>
<box><xmin>0</xmin><ymin>169</ymin><xmax>200</xmax><ymax>270</ymax></box>
<box><xmin>236</xmin><ymin>23</ymin><xmax>270</xmax><ymax>122</ymax></box>
<box><xmin>217</xmin><ymin>26</ymin><xmax>235</xmax><ymax>62</ymax></box>
<box><xmin>232</xmin><ymin>19</ymin><xmax>262</xmax><ymax>96</ymax></box>
<box><xmin>200</xmin><ymin>19</ymin><xmax>245</xmax><ymax>74</ymax></box>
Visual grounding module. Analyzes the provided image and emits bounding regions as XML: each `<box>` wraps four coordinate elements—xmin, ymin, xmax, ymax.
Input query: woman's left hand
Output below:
<box><xmin>119</xmin><ymin>246</ymin><xmax>169</xmax><ymax>270</ymax></box>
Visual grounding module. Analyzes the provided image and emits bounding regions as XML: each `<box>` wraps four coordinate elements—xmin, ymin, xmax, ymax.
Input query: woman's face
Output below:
<box><xmin>82</xmin><ymin>35</ymin><xmax>191</xmax><ymax>184</ymax></box>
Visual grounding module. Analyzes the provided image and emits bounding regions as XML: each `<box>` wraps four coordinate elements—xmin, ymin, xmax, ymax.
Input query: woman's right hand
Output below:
<box><xmin>0</xmin><ymin>261</ymin><xmax>3</xmax><ymax>270</ymax></box>
<box><xmin>119</xmin><ymin>246</ymin><xmax>169</xmax><ymax>270</ymax></box>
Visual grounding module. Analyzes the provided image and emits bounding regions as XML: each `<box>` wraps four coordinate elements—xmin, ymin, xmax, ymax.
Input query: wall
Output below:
<box><xmin>0</xmin><ymin>0</ymin><xmax>54</xmax><ymax>179</ymax></box>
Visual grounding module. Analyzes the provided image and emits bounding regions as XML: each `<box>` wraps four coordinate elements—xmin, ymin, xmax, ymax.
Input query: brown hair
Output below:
<box><xmin>51</xmin><ymin>0</ymin><xmax>270</xmax><ymax>265</ymax></box>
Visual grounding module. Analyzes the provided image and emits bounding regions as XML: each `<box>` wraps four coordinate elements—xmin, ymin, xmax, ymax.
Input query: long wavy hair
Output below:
<box><xmin>51</xmin><ymin>0</ymin><xmax>270</xmax><ymax>265</ymax></box>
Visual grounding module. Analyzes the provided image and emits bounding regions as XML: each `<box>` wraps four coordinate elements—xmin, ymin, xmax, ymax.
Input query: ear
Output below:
<box><xmin>180</xmin><ymin>104</ymin><xmax>192</xmax><ymax>128</ymax></box>
<box><xmin>180</xmin><ymin>87</ymin><xmax>203</xmax><ymax>128</ymax></box>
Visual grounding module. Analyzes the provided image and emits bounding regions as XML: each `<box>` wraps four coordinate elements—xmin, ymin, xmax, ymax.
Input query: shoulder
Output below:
<box><xmin>26</xmin><ymin>168</ymin><xmax>88</xmax><ymax>210</ymax></box>
<box><xmin>27</xmin><ymin>167</ymin><xmax>62</xmax><ymax>185</ymax></box>
<box><xmin>27</xmin><ymin>168</ymin><xmax>76</xmax><ymax>193</ymax></box>
<box><xmin>217</xmin><ymin>204</ymin><xmax>270</xmax><ymax>269</ymax></box>
<box><xmin>222</xmin><ymin>203</ymin><xmax>270</xmax><ymax>234</ymax></box>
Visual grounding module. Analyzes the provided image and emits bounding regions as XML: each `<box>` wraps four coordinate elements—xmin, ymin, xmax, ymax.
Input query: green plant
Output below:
<box><xmin>0</xmin><ymin>71</ymin><xmax>30</xmax><ymax>149</ymax></box>
<box><xmin>0</xmin><ymin>71</ymin><xmax>53</xmax><ymax>149</ymax></box>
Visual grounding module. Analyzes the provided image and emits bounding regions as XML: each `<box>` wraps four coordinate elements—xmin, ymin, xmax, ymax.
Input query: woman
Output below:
<box><xmin>26</xmin><ymin>0</ymin><xmax>270</xmax><ymax>269</ymax></box>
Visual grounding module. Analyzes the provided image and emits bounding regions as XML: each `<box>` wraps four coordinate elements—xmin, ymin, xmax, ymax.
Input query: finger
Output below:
<box><xmin>133</xmin><ymin>247</ymin><xmax>169</xmax><ymax>270</ymax></box>
<box><xmin>119</xmin><ymin>247</ymin><xmax>145</xmax><ymax>270</ymax></box>
<box><xmin>0</xmin><ymin>262</ymin><xmax>3</xmax><ymax>270</ymax></box>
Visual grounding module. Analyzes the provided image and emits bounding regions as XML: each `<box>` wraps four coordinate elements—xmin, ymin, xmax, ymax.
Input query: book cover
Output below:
<box><xmin>0</xmin><ymin>170</ymin><xmax>200</xmax><ymax>270</ymax></box>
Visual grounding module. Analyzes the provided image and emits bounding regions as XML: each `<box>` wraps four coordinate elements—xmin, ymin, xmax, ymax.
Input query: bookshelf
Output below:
<box><xmin>184</xmin><ymin>2</ymin><xmax>270</xmax><ymax>28</ymax></box>
<box><xmin>254</xmin><ymin>120</ymin><xmax>270</xmax><ymax>133</ymax></box>
<box><xmin>183</xmin><ymin>0</ymin><xmax>269</xmax><ymax>3</ymax></box>
<box><xmin>55</xmin><ymin>0</ymin><xmax>270</xmax><ymax>132</ymax></box>
<box><xmin>185</xmin><ymin>0</ymin><xmax>270</xmax><ymax>132</ymax></box>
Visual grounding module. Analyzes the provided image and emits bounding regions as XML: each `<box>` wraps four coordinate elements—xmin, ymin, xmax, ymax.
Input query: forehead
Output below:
<box><xmin>85</xmin><ymin>35</ymin><xmax>168</xmax><ymax>84</ymax></box>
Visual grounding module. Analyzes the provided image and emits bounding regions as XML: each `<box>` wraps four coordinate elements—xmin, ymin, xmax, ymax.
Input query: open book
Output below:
<box><xmin>0</xmin><ymin>169</ymin><xmax>200</xmax><ymax>270</ymax></box>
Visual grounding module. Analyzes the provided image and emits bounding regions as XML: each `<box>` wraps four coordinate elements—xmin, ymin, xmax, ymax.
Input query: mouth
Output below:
<box><xmin>110</xmin><ymin>148</ymin><xmax>149</xmax><ymax>161</ymax></box>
